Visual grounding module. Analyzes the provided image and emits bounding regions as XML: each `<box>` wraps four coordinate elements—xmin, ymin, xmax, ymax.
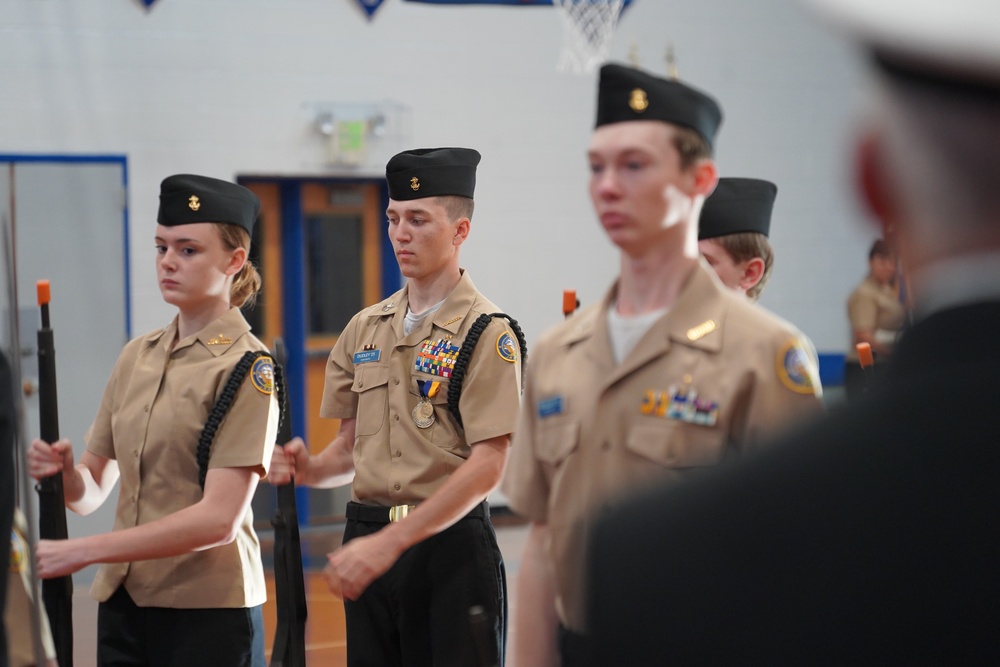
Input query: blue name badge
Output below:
<box><xmin>352</xmin><ymin>349</ymin><xmax>381</xmax><ymax>365</ymax></box>
<box><xmin>537</xmin><ymin>395</ymin><xmax>565</xmax><ymax>418</ymax></box>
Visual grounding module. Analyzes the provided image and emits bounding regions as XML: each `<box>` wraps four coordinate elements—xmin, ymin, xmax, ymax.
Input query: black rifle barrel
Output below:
<box><xmin>269</xmin><ymin>338</ymin><xmax>308</xmax><ymax>667</ymax></box>
<box><xmin>36</xmin><ymin>279</ymin><xmax>74</xmax><ymax>667</ymax></box>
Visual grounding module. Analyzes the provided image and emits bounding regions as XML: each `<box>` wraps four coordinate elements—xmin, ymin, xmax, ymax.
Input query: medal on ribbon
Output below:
<box><xmin>412</xmin><ymin>379</ymin><xmax>441</xmax><ymax>429</ymax></box>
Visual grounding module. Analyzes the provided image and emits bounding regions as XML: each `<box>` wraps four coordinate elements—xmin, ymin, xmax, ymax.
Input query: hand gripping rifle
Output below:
<box><xmin>36</xmin><ymin>279</ymin><xmax>74</xmax><ymax>667</ymax></box>
<box><xmin>269</xmin><ymin>338</ymin><xmax>307</xmax><ymax>667</ymax></box>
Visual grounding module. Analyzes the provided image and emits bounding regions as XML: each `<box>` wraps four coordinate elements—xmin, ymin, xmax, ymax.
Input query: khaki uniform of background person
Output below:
<box><xmin>844</xmin><ymin>239</ymin><xmax>907</xmax><ymax>400</ymax></box>
<box><xmin>270</xmin><ymin>147</ymin><xmax>520</xmax><ymax>666</ymax></box>
<box><xmin>502</xmin><ymin>63</ymin><xmax>824</xmax><ymax>667</ymax></box>
<box><xmin>27</xmin><ymin>174</ymin><xmax>278</xmax><ymax>667</ymax></box>
<box><xmin>5</xmin><ymin>509</ymin><xmax>57</xmax><ymax>667</ymax></box>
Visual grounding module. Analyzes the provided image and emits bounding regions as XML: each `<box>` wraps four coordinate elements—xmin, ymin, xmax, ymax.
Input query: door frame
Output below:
<box><xmin>1</xmin><ymin>153</ymin><xmax>130</xmax><ymax>337</ymax></box>
<box><xmin>239</xmin><ymin>175</ymin><xmax>399</xmax><ymax>524</ymax></box>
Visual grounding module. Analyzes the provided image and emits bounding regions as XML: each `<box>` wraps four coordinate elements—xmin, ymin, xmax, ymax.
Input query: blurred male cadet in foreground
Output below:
<box><xmin>503</xmin><ymin>63</ymin><xmax>823</xmax><ymax>667</ymax></box>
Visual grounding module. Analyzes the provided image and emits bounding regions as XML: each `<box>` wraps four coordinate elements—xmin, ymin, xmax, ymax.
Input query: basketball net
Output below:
<box><xmin>553</xmin><ymin>0</ymin><xmax>626</xmax><ymax>74</ymax></box>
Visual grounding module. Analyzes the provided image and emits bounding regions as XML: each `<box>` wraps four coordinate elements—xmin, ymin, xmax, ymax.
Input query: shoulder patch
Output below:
<box><xmin>251</xmin><ymin>355</ymin><xmax>275</xmax><ymax>395</ymax></box>
<box><xmin>776</xmin><ymin>340</ymin><xmax>816</xmax><ymax>395</ymax></box>
<box><xmin>496</xmin><ymin>331</ymin><xmax>518</xmax><ymax>363</ymax></box>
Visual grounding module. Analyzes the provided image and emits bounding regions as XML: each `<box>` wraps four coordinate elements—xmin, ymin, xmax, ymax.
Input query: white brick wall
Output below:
<box><xmin>0</xmin><ymin>0</ymin><xmax>879</xmax><ymax>354</ymax></box>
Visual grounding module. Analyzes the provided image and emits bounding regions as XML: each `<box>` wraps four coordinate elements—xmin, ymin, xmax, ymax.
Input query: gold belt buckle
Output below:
<box><xmin>389</xmin><ymin>504</ymin><xmax>414</xmax><ymax>523</ymax></box>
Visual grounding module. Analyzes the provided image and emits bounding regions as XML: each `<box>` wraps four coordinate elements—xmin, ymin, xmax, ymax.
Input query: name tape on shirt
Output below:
<box><xmin>538</xmin><ymin>395</ymin><xmax>565</xmax><ymax>418</ymax></box>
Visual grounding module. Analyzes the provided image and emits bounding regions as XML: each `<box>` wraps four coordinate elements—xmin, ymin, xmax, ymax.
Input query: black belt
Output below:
<box><xmin>346</xmin><ymin>500</ymin><xmax>490</xmax><ymax>524</ymax></box>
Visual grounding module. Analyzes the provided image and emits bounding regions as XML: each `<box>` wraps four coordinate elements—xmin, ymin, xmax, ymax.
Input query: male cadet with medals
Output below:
<box><xmin>587</xmin><ymin>1</ymin><xmax>1000</xmax><ymax>664</ymax></box>
<box><xmin>502</xmin><ymin>64</ymin><xmax>824</xmax><ymax>667</ymax></box>
<box><xmin>270</xmin><ymin>147</ymin><xmax>522</xmax><ymax>666</ymax></box>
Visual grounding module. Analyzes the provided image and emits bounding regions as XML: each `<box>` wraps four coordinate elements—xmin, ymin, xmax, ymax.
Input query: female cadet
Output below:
<box><xmin>27</xmin><ymin>174</ymin><xmax>279</xmax><ymax>667</ymax></box>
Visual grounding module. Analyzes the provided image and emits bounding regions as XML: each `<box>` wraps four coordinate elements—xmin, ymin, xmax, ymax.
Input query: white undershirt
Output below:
<box><xmin>404</xmin><ymin>299</ymin><xmax>446</xmax><ymax>335</ymax></box>
<box><xmin>607</xmin><ymin>305</ymin><xmax>669</xmax><ymax>365</ymax></box>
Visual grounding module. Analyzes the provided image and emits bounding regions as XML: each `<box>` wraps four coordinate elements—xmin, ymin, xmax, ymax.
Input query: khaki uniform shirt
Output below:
<box><xmin>847</xmin><ymin>276</ymin><xmax>908</xmax><ymax>360</ymax></box>
<box><xmin>503</xmin><ymin>263</ymin><xmax>824</xmax><ymax>632</ymax></box>
<box><xmin>6</xmin><ymin>509</ymin><xmax>56</xmax><ymax>666</ymax></box>
<box><xmin>321</xmin><ymin>271</ymin><xmax>522</xmax><ymax>506</ymax></box>
<box><xmin>86</xmin><ymin>307</ymin><xmax>279</xmax><ymax>608</ymax></box>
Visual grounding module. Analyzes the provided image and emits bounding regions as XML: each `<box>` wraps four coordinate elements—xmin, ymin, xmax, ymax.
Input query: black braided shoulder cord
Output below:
<box><xmin>446</xmin><ymin>312</ymin><xmax>528</xmax><ymax>430</ymax></box>
<box><xmin>196</xmin><ymin>350</ymin><xmax>286</xmax><ymax>489</ymax></box>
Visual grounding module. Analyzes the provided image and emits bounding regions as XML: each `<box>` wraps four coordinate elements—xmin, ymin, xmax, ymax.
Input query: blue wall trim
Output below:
<box><xmin>278</xmin><ymin>181</ymin><xmax>311</xmax><ymax>523</ymax></box>
<box><xmin>377</xmin><ymin>181</ymin><xmax>402</xmax><ymax>297</ymax></box>
<box><xmin>818</xmin><ymin>352</ymin><xmax>846</xmax><ymax>387</ymax></box>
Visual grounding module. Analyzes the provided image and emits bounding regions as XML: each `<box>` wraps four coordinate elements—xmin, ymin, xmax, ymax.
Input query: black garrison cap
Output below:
<box><xmin>699</xmin><ymin>178</ymin><xmax>778</xmax><ymax>240</ymax></box>
<box><xmin>595</xmin><ymin>63</ymin><xmax>723</xmax><ymax>150</ymax></box>
<box><xmin>157</xmin><ymin>174</ymin><xmax>260</xmax><ymax>235</ymax></box>
<box><xmin>386</xmin><ymin>147</ymin><xmax>481</xmax><ymax>201</ymax></box>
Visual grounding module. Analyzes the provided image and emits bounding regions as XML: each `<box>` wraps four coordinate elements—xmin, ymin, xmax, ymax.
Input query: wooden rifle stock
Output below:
<box><xmin>269</xmin><ymin>338</ymin><xmax>308</xmax><ymax>667</ymax></box>
<box><xmin>35</xmin><ymin>280</ymin><xmax>74</xmax><ymax>667</ymax></box>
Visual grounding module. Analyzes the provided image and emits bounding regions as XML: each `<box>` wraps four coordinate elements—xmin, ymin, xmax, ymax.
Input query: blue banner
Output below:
<box><xmin>406</xmin><ymin>0</ymin><xmax>554</xmax><ymax>4</ymax></box>
<box><xmin>404</xmin><ymin>0</ymin><xmax>632</xmax><ymax>6</ymax></box>
<box><xmin>356</xmin><ymin>0</ymin><xmax>388</xmax><ymax>19</ymax></box>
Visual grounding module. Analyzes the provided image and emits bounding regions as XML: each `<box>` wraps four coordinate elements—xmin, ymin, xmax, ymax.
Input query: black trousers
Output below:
<box><xmin>558</xmin><ymin>624</ymin><xmax>592</xmax><ymax>667</ymax></box>
<box><xmin>97</xmin><ymin>586</ymin><xmax>265</xmax><ymax>667</ymax></box>
<box><xmin>343</xmin><ymin>501</ymin><xmax>507</xmax><ymax>667</ymax></box>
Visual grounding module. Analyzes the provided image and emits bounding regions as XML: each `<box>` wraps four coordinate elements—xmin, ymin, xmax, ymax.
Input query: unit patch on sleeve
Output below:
<box><xmin>496</xmin><ymin>332</ymin><xmax>518</xmax><ymax>363</ymax></box>
<box><xmin>251</xmin><ymin>356</ymin><xmax>275</xmax><ymax>395</ymax></box>
<box><xmin>353</xmin><ymin>344</ymin><xmax>381</xmax><ymax>365</ymax></box>
<box><xmin>776</xmin><ymin>340</ymin><xmax>817</xmax><ymax>395</ymax></box>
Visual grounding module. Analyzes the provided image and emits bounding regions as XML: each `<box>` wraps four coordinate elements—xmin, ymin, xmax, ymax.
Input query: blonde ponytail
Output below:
<box><xmin>214</xmin><ymin>223</ymin><xmax>262</xmax><ymax>309</ymax></box>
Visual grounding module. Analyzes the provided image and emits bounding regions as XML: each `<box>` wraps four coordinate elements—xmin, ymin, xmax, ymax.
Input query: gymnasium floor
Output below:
<box><xmin>67</xmin><ymin>517</ymin><xmax>532</xmax><ymax>666</ymax></box>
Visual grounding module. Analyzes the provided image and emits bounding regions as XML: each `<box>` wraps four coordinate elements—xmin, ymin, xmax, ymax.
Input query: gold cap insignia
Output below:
<box><xmin>410</xmin><ymin>177</ymin><xmax>420</xmax><ymax>191</ymax></box>
<box><xmin>629</xmin><ymin>88</ymin><xmax>649</xmax><ymax>113</ymax></box>
<box><xmin>188</xmin><ymin>195</ymin><xmax>201</xmax><ymax>211</ymax></box>
<box><xmin>686</xmin><ymin>320</ymin><xmax>717</xmax><ymax>341</ymax></box>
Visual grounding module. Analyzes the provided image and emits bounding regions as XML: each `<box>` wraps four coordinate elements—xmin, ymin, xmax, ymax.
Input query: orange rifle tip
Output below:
<box><xmin>562</xmin><ymin>290</ymin><xmax>577</xmax><ymax>315</ymax></box>
<box><xmin>856</xmin><ymin>342</ymin><xmax>874</xmax><ymax>369</ymax></box>
<box><xmin>37</xmin><ymin>279</ymin><xmax>51</xmax><ymax>306</ymax></box>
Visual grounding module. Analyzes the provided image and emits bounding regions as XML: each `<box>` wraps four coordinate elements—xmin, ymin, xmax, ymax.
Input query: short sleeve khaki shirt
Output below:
<box><xmin>503</xmin><ymin>263</ymin><xmax>824</xmax><ymax>631</ymax></box>
<box><xmin>86</xmin><ymin>307</ymin><xmax>279</xmax><ymax>608</ymax></box>
<box><xmin>847</xmin><ymin>276</ymin><xmax>907</xmax><ymax>360</ymax></box>
<box><xmin>321</xmin><ymin>271</ymin><xmax>522</xmax><ymax>506</ymax></box>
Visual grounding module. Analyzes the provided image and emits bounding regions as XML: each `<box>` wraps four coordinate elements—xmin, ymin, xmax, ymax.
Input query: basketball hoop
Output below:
<box><xmin>553</xmin><ymin>0</ymin><xmax>626</xmax><ymax>75</ymax></box>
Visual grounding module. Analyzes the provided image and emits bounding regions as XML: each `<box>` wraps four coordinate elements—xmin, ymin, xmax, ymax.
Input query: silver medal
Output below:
<box><xmin>412</xmin><ymin>398</ymin><xmax>435</xmax><ymax>428</ymax></box>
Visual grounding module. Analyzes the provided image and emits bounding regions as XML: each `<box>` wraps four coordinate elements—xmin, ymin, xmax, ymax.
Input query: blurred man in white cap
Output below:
<box><xmin>587</xmin><ymin>1</ymin><xmax>1000</xmax><ymax>664</ymax></box>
